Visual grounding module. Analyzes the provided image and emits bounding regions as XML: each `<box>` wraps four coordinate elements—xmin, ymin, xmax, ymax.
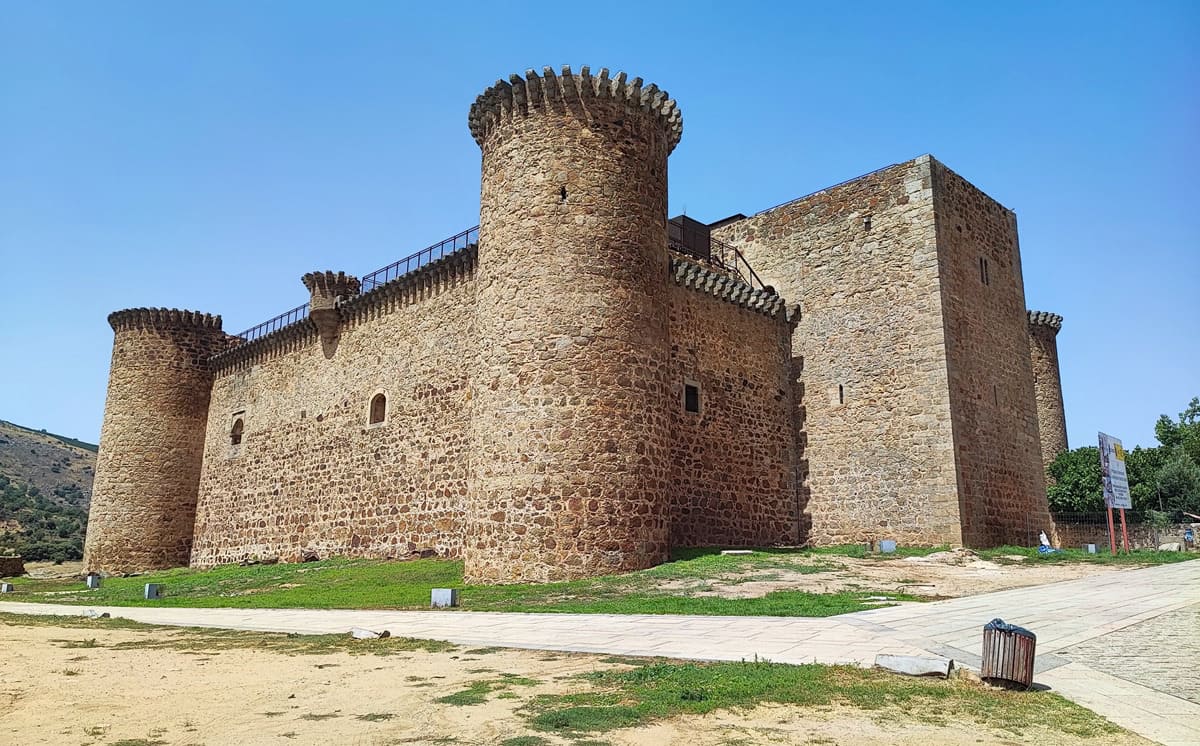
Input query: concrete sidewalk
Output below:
<box><xmin>3</xmin><ymin>560</ymin><xmax>1198</xmax><ymax>745</ymax></box>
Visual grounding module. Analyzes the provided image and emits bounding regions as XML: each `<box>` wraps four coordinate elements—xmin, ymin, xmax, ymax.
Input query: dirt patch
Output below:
<box><xmin>0</xmin><ymin>619</ymin><xmax>1146</xmax><ymax>745</ymax></box>
<box><xmin>658</xmin><ymin>549</ymin><xmax>1122</xmax><ymax>600</ymax></box>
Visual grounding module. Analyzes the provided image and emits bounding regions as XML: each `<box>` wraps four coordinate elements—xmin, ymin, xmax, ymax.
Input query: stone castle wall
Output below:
<box><xmin>465</xmin><ymin>68</ymin><xmax>680</xmax><ymax>583</ymax></box>
<box><xmin>713</xmin><ymin>157</ymin><xmax>965</xmax><ymax>546</ymax></box>
<box><xmin>189</xmin><ymin>255</ymin><xmax>477</xmax><ymax>568</ymax></box>
<box><xmin>930</xmin><ymin>160</ymin><xmax>1053</xmax><ymax>546</ymax></box>
<box><xmin>85</xmin><ymin>309</ymin><xmax>228</xmax><ymax>573</ymax></box>
<box><xmin>667</xmin><ymin>261</ymin><xmax>800</xmax><ymax>547</ymax></box>
<box><xmin>1028</xmin><ymin>311</ymin><xmax>1068</xmax><ymax>471</ymax></box>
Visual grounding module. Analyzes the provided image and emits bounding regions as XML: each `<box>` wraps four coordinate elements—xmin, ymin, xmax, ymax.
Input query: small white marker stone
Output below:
<box><xmin>720</xmin><ymin>550</ymin><xmax>753</xmax><ymax>556</ymax></box>
<box><xmin>86</xmin><ymin>574</ymin><xmax>102</xmax><ymax>589</ymax></box>
<box><xmin>879</xmin><ymin>540</ymin><xmax>898</xmax><ymax>553</ymax></box>
<box><xmin>0</xmin><ymin>582</ymin><xmax>13</xmax><ymax>593</ymax></box>
<box><xmin>144</xmin><ymin>583</ymin><xmax>163</xmax><ymax>600</ymax></box>
<box><xmin>431</xmin><ymin>588</ymin><xmax>459</xmax><ymax>608</ymax></box>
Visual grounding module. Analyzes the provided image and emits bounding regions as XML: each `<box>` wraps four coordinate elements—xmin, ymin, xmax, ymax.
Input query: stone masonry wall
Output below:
<box><xmin>190</xmin><ymin>260</ymin><xmax>476</xmax><ymax>568</ymax></box>
<box><xmin>1028</xmin><ymin>312</ymin><xmax>1068</xmax><ymax>472</ymax></box>
<box><xmin>667</xmin><ymin>262</ymin><xmax>800</xmax><ymax>547</ymax></box>
<box><xmin>85</xmin><ymin>310</ymin><xmax>228</xmax><ymax>573</ymax></box>
<box><xmin>930</xmin><ymin>159</ymin><xmax>1053</xmax><ymax>546</ymax></box>
<box><xmin>465</xmin><ymin>68</ymin><xmax>679</xmax><ymax>583</ymax></box>
<box><xmin>714</xmin><ymin>157</ymin><xmax>964</xmax><ymax>546</ymax></box>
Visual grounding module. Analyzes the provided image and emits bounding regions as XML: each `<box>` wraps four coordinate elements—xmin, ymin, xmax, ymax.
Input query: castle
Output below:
<box><xmin>83</xmin><ymin>66</ymin><xmax>1067</xmax><ymax>583</ymax></box>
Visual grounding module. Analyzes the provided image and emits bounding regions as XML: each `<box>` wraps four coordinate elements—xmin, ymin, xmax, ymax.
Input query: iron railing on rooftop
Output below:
<box><xmin>236</xmin><ymin>302</ymin><xmax>310</xmax><ymax>342</ymax></box>
<box><xmin>233</xmin><ymin>226</ymin><xmax>479</xmax><ymax>342</ymax></box>
<box><xmin>668</xmin><ymin>217</ymin><xmax>767</xmax><ymax>291</ymax></box>
<box><xmin>360</xmin><ymin>226</ymin><xmax>479</xmax><ymax>292</ymax></box>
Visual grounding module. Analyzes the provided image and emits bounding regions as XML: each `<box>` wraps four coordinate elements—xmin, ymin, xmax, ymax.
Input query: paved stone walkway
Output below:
<box><xmin>3</xmin><ymin>560</ymin><xmax>1198</xmax><ymax>745</ymax></box>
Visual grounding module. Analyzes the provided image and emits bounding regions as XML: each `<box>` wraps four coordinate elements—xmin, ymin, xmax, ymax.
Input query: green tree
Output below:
<box><xmin>1046</xmin><ymin>446</ymin><xmax>1103</xmax><ymax>512</ymax></box>
<box><xmin>1155</xmin><ymin>397</ymin><xmax>1200</xmax><ymax>464</ymax></box>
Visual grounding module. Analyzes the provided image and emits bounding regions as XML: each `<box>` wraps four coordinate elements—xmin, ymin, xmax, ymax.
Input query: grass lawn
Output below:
<box><xmin>4</xmin><ymin>547</ymin><xmax>921</xmax><ymax>616</ymax></box>
<box><xmin>522</xmin><ymin>659</ymin><xmax>1124</xmax><ymax>739</ymax></box>
<box><xmin>3</xmin><ymin>544</ymin><xmax>1192</xmax><ymax>616</ymax></box>
<box><xmin>975</xmin><ymin>545</ymin><xmax>1199</xmax><ymax>565</ymax></box>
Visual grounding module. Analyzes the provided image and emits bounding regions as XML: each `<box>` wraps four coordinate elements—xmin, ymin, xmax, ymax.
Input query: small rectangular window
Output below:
<box><xmin>684</xmin><ymin>383</ymin><xmax>700</xmax><ymax>414</ymax></box>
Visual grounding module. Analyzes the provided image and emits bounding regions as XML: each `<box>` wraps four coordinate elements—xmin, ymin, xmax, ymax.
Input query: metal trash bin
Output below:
<box><xmin>980</xmin><ymin>618</ymin><xmax>1036</xmax><ymax>689</ymax></box>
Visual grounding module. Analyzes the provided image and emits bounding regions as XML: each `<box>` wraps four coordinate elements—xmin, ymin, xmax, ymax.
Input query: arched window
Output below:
<box><xmin>369</xmin><ymin>393</ymin><xmax>387</xmax><ymax>425</ymax></box>
<box><xmin>230</xmin><ymin>418</ymin><xmax>244</xmax><ymax>446</ymax></box>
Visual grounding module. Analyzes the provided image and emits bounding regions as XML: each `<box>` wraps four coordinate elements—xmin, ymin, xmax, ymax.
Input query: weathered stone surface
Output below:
<box><xmin>875</xmin><ymin>654</ymin><xmax>952</xmax><ymax>677</ymax></box>
<box><xmin>714</xmin><ymin>156</ymin><xmax>1055</xmax><ymax>547</ymax></box>
<box><xmin>84</xmin><ymin>68</ymin><xmax>1068</xmax><ymax>581</ymax></box>
<box><xmin>1028</xmin><ymin>311</ymin><xmax>1067</xmax><ymax>473</ymax></box>
<box><xmin>84</xmin><ymin>309</ymin><xmax>228</xmax><ymax>574</ymax></box>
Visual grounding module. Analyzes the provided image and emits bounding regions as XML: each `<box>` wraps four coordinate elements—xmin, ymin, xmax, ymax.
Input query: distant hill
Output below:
<box><xmin>0</xmin><ymin>419</ymin><xmax>95</xmax><ymax>561</ymax></box>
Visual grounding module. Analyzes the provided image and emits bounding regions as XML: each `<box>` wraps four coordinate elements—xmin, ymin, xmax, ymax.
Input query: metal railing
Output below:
<box><xmin>667</xmin><ymin>218</ymin><xmax>767</xmax><ymax>291</ymax></box>
<box><xmin>360</xmin><ymin>226</ymin><xmax>479</xmax><ymax>292</ymax></box>
<box><xmin>236</xmin><ymin>302</ymin><xmax>310</xmax><ymax>342</ymax></box>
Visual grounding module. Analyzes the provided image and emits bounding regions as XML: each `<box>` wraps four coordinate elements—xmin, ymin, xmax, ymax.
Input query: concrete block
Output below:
<box><xmin>720</xmin><ymin>550</ymin><xmax>753</xmax><ymax>556</ymax></box>
<box><xmin>879</xmin><ymin>539</ymin><xmax>897</xmax><ymax>554</ymax></box>
<box><xmin>431</xmin><ymin>588</ymin><xmax>459</xmax><ymax>608</ymax></box>
<box><xmin>1158</xmin><ymin>542</ymin><xmax>1181</xmax><ymax>552</ymax></box>
<box><xmin>0</xmin><ymin>582</ymin><xmax>13</xmax><ymax>593</ymax></box>
<box><xmin>350</xmin><ymin>627</ymin><xmax>391</xmax><ymax>640</ymax></box>
<box><xmin>875</xmin><ymin>654</ymin><xmax>952</xmax><ymax>678</ymax></box>
<box><xmin>144</xmin><ymin>583</ymin><xmax>163</xmax><ymax>600</ymax></box>
<box><xmin>83</xmin><ymin>609</ymin><xmax>110</xmax><ymax>619</ymax></box>
<box><xmin>86</xmin><ymin>574</ymin><xmax>102</xmax><ymax>589</ymax></box>
<box><xmin>1083</xmin><ymin>544</ymin><xmax>1097</xmax><ymax>554</ymax></box>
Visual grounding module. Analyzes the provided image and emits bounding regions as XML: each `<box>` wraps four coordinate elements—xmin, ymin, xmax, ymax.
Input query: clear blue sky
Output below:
<box><xmin>1</xmin><ymin>1</ymin><xmax>1196</xmax><ymax>449</ymax></box>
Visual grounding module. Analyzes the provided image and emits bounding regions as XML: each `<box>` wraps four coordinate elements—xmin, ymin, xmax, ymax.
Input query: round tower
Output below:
<box><xmin>84</xmin><ymin>308</ymin><xmax>228</xmax><ymax>573</ymax></box>
<box><xmin>1028</xmin><ymin>311</ymin><xmax>1068</xmax><ymax>472</ymax></box>
<box><xmin>465</xmin><ymin>66</ymin><xmax>683</xmax><ymax>583</ymax></box>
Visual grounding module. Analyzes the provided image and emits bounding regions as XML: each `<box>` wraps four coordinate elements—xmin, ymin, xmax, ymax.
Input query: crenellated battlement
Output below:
<box><xmin>301</xmin><ymin>271</ymin><xmax>361</xmax><ymax>305</ymax></box>
<box><xmin>468</xmin><ymin>65</ymin><xmax>683</xmax><ymax>152</ymax></box>
<box><xmin>670</xmin><ymin>256</ymin><xmax>795</xmax><ymax>322</ymax></box>
<box><xmin>1027</xmin><ymin>310</ymin><xmax>1063</xmax><ymax>331</ymax></box>
<box><xmin>107</xmin><ymin>308</ymin><xmax>222</xmax><ymax>333</ymax></box>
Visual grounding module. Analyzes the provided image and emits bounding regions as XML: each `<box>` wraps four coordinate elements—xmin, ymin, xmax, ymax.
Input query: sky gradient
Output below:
<box><xmin>1</xmin><ymin>1</ymin><xmax>1197</xmax><ymax>449</ymax></box>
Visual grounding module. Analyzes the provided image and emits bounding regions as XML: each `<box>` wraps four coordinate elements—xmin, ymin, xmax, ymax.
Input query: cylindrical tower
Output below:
<box><xmin>84</xmin><ymin>308</ymin><xmax>227</xmax><ymax>573</ymax></box>
<box><xmin>1028</xmin><ymin>311</ymin><xmax>1068</xmax><ymax>473</ymax></box>
<box><xmin>465</xmin><ymin>66</ymin><xmax>683</xmax><ymax>583</ymax></box>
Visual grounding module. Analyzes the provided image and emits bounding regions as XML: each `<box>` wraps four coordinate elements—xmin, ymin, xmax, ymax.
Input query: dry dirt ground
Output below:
<box><xmin>0</xmin><ymin>621</ymin><xmax>1149</xmax><ymax>746</ymax></box>
<box><xmin>660</xmin><ymin>548</ymin><xmax>1126</xmax><ymax>600</ymax></box>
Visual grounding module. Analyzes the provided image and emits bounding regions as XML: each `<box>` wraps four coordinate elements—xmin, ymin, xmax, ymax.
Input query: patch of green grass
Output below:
<box><xmin>500</xmin><ymin>736</ymin><xmax>551</xmax><ymax>746</ymax></box>
<box><xmin>111</xmin><ymin>740</ymin><xmax>167</xmax><ymax>746</ymax></box>
<box><xmin>524</xmin><ymin>660</ymin><xmax>1126</xmax><ymax>739</ymax></box>
<box><xmin>2</xmin><ymin>612</ymin><xmax>455</xmax><ymax>656</ymax></box>
<box><xmin>1</xmin><ymin>548</ymin><xmax>918</xmax><ymax>617</ymax></box>
<box><xmin>437</xmin><ymin>675</ymin><xmax>541</xmax><ymax>706</ymax></box>
<box><xmin>356</xmin><ymin>712</ymin><xmax>395</xmax><ymax>722</ymax></box>
<box><xmin>465</xmin><ymin>646</ymin><xmax>505</xmax><ymax>655</ymax></box>
<box><xmin>976</xmin><ymin>545</ymin><xmax>1198</xmax><ymax>566</ymax></box>
<box><xmin>60</xmin><ymin>668</ymin><xmax>81</xmax><ymax>676</ymax></box>
<box><xmin>299</xmin><ymin>712</ymin><xmax>340</xmax><ymax>721</ymax></box>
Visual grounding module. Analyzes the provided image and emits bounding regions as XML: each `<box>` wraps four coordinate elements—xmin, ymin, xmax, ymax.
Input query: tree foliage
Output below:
<box><xmin>1047</xmin><ymin>396</ymin><xmax>1200</xmax><ymax>516</ymax></box>
<box><xmin>0</xmin><ymin>471</ymin><xmax>88</xmax><ymax>561</ymax></box>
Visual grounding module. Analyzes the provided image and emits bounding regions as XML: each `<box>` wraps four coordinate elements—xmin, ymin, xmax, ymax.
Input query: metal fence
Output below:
<box><xmin>235</xmin><ymin>302</ymin><xmax>310</xmax><ymax>343</ymax></box>
<box><xmin>1019</xmin><ymin>511</ymin><xmax>1194</xmax><ymax>551</ymax></box>
<box><xmin>360</xmin><ymin>226</ymin><xmax>479</xmax><ymax>292</ymax></box>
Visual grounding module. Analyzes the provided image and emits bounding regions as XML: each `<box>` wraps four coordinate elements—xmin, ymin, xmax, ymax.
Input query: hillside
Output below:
<box><xmin>0</xmin><ymin>419</ymin><xmax>95</xmax><ymax>561</ymax></box>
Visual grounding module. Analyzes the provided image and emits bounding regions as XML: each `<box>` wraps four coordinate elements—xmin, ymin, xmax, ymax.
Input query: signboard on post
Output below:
<box><xmin>1098</xmin><ymin>432</ymin><xmax>1132</xmax><ymax>509</ymax></box>
<box><xmin>1098</xmin><ymin>432</ymin><xmax>1132</xmax><ymax>553</ymax></box>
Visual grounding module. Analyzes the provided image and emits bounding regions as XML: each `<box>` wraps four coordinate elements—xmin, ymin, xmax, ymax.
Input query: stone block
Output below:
<box><xmin>350</xmin><ymin>627</ymin><xmax>390</xmax><ymax>639</ymax></box>
<box><xmin>875</xmin><ymin>654</ymin><xmax>952</xmax><ymax>678</ymax></box>
<box><xmin>431</xmin><ymin>588</ymin><xmax>459</xmax><ymax>608</ymax></box>
<box><xmin>0</xmin><ymin>582</ymin><xmax>13</xmax><ymax>593</ymax></box>
<box><xmin>1083</xmin><ymin>544</ymin><xmax>1097</xmax><ymax>554</ymax></box>
<box><xmin>86</xmin><ymin>574</ymin><xmax>102</xmax><ymax>589</ymax></box>
<box><xmin>879</xmin><ymin>540</ymin><xmax>897</xmax><ymax>554</ymax></box>
<box><xmin>144</xmin><ymin>583</ymin><xmax>163</xmax><ymax>600</ymax></box>
<box><xmin>1158</xmin><ymin>542</ymin><xmax>1181</xmax><ymax>552</ymax></box>
<box><xmin>720</xmin><ymin>550</ymin><xmax>753</xmax><ymax>556</ymax></box>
